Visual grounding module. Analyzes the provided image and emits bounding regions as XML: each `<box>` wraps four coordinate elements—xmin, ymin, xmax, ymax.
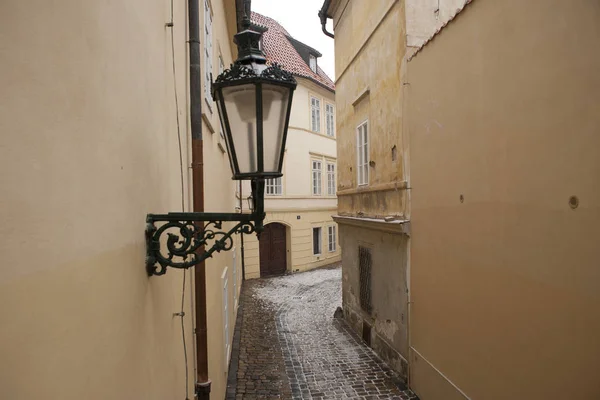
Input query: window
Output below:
<box><xmin>359</xmin><ymin>246</ymin><xmax>372</xmax><ymax>314</ymax></box>
<box><xmin>312</xmin><ymin>160</ymin><xmax>322</xmax><ymax>195</ymax></box>
<box><xmin>218</xmin><ymin>56</ymin><xmax>225</xmax><ymax>138</ymax></box>
<box><xmin>357</xmin><ymin>121</ymin><xmax>369</xmax><ymax>186</ymax></box>
<box><xmin>204</xmin><ymin>0</ymin><xmax>213</xmax><ymax>105</ymax></box>
<box><xmin>309</xmin><ymin>54</ymin><xmax>317</xmax><ymax>72</ymax></box>
<box><xmin>222</xmin><ymin>270</ymin><xmax>230</xmax><ymax>366</ymax></box>
<box><xmin>233</xmin><ymin>249</ymin><xmax>237</xmax><ymax>307</ymax></box>
<box><xmin>311</xmin><ymin>97</ymin><xmax>321</xmax><ymax>132</ymax></box>
<box><xmin>328</xmin><ymin>226</ymin><xmax>337</xmax><ymax>252</ymax></box>
<box><xmin>326</xmin><ymin>104</ymin><xmax>335</xmax><ymax>137</ymax></box>
<box><xmin>313</xmin><ymin>227</ymin><xmax>322</xmax><ymax>255</ymax></box>
<box><xmin>327</xmin><ymin>162</ymin><xmax>336</xmax><ymax>196</ymax></box>
<box><xmin>266</xmin><ymin>177</ymin><xmax>282</xmax><ymax>195</ymax></box>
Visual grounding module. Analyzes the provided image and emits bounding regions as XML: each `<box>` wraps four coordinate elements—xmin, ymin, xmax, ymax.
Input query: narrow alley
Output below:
<box><xmin>226</xmin><ymin>266</ymin><xmax>418</xmax><ymax>400</ymax></box>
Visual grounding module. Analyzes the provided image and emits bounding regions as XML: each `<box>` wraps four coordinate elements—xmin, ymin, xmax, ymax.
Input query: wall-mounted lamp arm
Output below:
<box><xmin>145</xmin><ymin>180</ymin><xmax>265</xmax><ymax>276</ymax></box>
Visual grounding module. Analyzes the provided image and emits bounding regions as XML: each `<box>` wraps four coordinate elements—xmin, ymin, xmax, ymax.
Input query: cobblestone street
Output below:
<box><xmin>226</xmin><ymin>266</ymin><xmax>417</xmax><ymax>400</ymax></box>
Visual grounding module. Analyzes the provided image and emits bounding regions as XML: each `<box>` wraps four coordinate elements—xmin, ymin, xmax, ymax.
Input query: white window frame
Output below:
<box><xmin>312</xmin><ymin>159</ymin><xmax>322</xmax><ymax>196</ymax></box>
<box><xmin>326</xmin><ymin>162</ymin><xmax>336</xmax><ymax>196</ymax></box>
<box><xmin>265</xmin><ymin>177</ymin><xmax>283</xmax><ymax>196</ymax></box>
<box><xmin>313</xmin><ymin>227</ymin><xmax>322</xmax><ymax>255</ymax></box>
<box><xmin>357</xmin><ymin>120</ymin><xmax>369</xmax><ymax>186</ymax></box>
<box><xmin>222</xmin><ymin>269</ymin><xmax>230</xmax><ymax>368</ymax></box>
<box><xmin>325</xmin><ymin>103</ymin><xmax>335</xmax><ymax>137</ymax></box>
<box><xmin>309</xmin><ymin>54</ymin><xmax>317</xmax><ymax>72</ymax></box>
<box><xmin>310</xmin><ymin>97</ymin><xmax>321</xmax><ymax>133</ymax></box>
<box><xmin>204</xmin><ymin>0</ymin><xmax>213</xmax><ymax>108</ymax></box>
<box><xmin>328</xmin><ymin>225</ymin><xmax>337</xmax><ymax>252</ymax></box>
<box><xmin>233</xmin><ymin>249</ymin><xmax>238</xmax><ymax>308</ymax></box>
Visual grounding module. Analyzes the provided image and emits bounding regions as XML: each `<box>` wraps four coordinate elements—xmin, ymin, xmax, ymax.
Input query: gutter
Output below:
<box><xmin>318</xmin><ymin>0</ymin><xmax>334</xmax><ymax>38</ymax></box>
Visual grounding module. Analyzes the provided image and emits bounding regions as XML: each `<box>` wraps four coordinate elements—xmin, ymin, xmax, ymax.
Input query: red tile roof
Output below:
<box><xmin>251</xmin><ymin>12</ymin><xmax>335</xmax><ymax>91</ymax></box>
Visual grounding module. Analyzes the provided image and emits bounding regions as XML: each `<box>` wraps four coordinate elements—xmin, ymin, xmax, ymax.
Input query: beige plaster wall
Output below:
<box><xmin>408</xmin><ymin>0</ymin><xmax>600</xmax><ymax>398</ymax></box>
<box><xmin>333</xmin><ymin>0</ymin><xmax>407</xmax><ymax>218</ymax></box>
<box><xmin>0</xmin><ymin>0</ymin><xmax>240</xmax><ymax>399</ymax></box>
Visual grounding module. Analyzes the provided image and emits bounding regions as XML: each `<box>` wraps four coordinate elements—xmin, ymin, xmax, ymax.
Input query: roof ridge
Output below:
<box><xmin>408</xmin><ymin>0</ymin><xmax>475</xmax><ymax>62</ymax></box>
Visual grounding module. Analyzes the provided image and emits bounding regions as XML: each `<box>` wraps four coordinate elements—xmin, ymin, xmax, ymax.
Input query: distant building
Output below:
<box><xmin>241</xmin><ymin>12</ymin><xmax>340</xmax><ymax>279</ymax></box>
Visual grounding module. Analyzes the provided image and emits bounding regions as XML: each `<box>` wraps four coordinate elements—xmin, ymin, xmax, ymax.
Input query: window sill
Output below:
<box><xmin>201</xmin><ymin>112</ymin><xmax>216</xmax><ymax>134</ymax></box>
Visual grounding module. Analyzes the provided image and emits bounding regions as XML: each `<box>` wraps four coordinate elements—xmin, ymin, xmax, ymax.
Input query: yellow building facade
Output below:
<box><xmin>0</xmin><ymin>0</ymin><xmax>245</xmax><ymax>398</ymax></box>
<box><xmin>242</xmin><ymin>13</ymin><xmax>340</xmax><ymax>279</ymax></box>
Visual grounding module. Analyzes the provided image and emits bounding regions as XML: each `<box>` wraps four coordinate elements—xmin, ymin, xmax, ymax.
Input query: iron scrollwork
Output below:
<box><xmin>145</xmin><ymin>214</ymin><xmax>257</xmax><ymax>276</ymax></box>
<box><xmin>215</xmin><ymin>62</ymin><xmax>297</xmax><ymax>85</ymax></box>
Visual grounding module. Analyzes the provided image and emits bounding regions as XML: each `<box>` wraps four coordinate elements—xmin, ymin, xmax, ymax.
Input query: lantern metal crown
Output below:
<box><xmin>145</xmin><ymin>12</ymin><xmax>296</xmax><ymax>276</ymax></box>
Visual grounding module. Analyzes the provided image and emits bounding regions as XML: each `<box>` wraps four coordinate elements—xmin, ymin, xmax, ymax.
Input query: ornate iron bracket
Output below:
<box><xmin>146</xmin><ymin>180</ymin><xmax>265</xmax><ymax>277</ymax></box>
<box><xmin>145</xmin><ymin>212</ymin><xmax>262</xmax><ymax>276</ymax></box>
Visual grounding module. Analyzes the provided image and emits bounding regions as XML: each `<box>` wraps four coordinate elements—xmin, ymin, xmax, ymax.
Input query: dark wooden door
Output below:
<box><xmin>259</xmin><ymin>223</ymin><xmax>287</xmax><ymax>277</ymax></box>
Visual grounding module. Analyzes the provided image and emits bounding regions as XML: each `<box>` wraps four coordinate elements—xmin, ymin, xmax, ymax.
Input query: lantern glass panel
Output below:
<box><xmin>215</xmin><ymin>94</ymin><xmax>236</xmax><ymax>174</ymax></box>
<box><xmin>222</xmin><ymin>84</ymin><xmax>258</xmax><ymax>175</ymax></box>
<box><xmin>261</xmin><ymin>84</ymin><xmax>290</xmax><ymax>174</ymax></box>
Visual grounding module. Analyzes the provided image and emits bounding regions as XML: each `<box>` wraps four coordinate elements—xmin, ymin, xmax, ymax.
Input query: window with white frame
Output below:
<box><xmin>326</xmin><ymin>104</ymin><xmax>335</xmax><ymax>137</ymax></box>
<box><xmin>327</xmin><ymin>162</ymin><xmax>336</xmax><ymax>196</ymax></box>
<box><xmin>265</xmin><ymin>177</ymin><xmax>282</xmax><ymax>195</ymax></box>
<box><xmin>309</xmin><ymin>54</ymin><xmax>317</xmax><ymax>72</ymax></box>
<box><xmin>312</xmin><ymin>160</ymin><xmax>322</xmax><ymax>195</ymax></box>
<box><xmin>222</xmin><ymin>271</ymin><xmax>230</xmax><ymax>367</ymax></box>
<box><xmin>357</xmin><ymin>120</ymin><xmax>369</xmax><ymax>186</ymax></box>
<box><xmin>328</xmin><ymin>225</ymin><xmax>337</xmax><ymax>252</ymax></box>
<box><xmin>233</xmin><ymin>249</ymin><xmax>238</xmax><ymax>307</ymax></box>
<box><xmin>311</xmin><ymin>97</ymin><xmax>321</xmax><ymax>132</ymax></box>
<box><xmin>313</xmin><ymin>227</ymin><xmax>322</xmax><ymax>255</ymax></box>
<box><xmin>204</xmin><ymin>0</ymin><xmax>213</xmax><ymax>105</ymax></box>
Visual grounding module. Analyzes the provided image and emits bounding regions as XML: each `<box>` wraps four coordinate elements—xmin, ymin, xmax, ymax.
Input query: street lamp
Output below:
<box><xmin>145</xmin><ymin>13</ymin><xmax>296</xmax><ymax>276</ymax></box>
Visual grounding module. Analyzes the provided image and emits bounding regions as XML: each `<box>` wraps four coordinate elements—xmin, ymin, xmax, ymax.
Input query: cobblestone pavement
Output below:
<box><xmin>226</xmin><ymin>266</ymin><xmax>418</xmax><ymax>400</ymax></box>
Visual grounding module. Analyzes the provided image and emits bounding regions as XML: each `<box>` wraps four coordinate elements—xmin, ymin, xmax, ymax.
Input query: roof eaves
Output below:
<box><xmin>295</xmin><ymin>74</ymin><xmax>335</xmax><ymax>94</ymax></box>
<box><xmin>408</xmin><ymin>0</ymin><xmax>475</xmax><ymax>62</ymax></box>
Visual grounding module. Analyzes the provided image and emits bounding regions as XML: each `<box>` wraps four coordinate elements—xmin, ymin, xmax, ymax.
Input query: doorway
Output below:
<box><xmin>259</xmin><ymin>223</ymin><xmax>287</xmax><ymax>277</ymax></box>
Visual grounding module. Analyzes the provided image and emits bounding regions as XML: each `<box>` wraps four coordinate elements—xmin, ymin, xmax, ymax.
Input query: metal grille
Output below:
<box><xmin>359</xmin><ymin>246</ymin><xmax>372</xmax><ymax>314</ymax></box>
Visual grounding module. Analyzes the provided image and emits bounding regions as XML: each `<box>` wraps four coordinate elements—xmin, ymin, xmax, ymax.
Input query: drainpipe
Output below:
<box><xmin>188</xmin><ymin>0</ymin><xmax>211</xmax><ymax>398</ymax></box>
<box><xmin>318</xmin><ymin>0</ymin><xmax>334</xmax><ymax>38</ymax></box>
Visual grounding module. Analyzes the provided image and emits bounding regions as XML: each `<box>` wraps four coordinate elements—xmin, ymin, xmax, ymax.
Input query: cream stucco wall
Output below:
<box><xmin>332</xmin><ymin>0</ymin><xmax>407</xmax><ymax>219</ymax></box>
<box><xmin>0</xmin><ymin>1</ymin><xmax>241</xmax><ymax>399</ymax></box>
<box><xmin>408</xmin><ymin>0</ymin><xmax>600</xmax><ymax>398</ymax></box>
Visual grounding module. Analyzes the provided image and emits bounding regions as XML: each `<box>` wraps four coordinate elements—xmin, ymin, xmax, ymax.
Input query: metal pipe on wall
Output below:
<box><xmin>188</xmin><ymin>0</ymin><xmax>211</xmax><ymax>398</ymax></box>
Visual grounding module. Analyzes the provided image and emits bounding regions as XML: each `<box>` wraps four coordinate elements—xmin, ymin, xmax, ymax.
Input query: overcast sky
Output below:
<box><xmin>252</xmin><ymin>0</ymin><xmax>336</xmax><ymax>80</ymax></box>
